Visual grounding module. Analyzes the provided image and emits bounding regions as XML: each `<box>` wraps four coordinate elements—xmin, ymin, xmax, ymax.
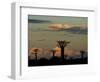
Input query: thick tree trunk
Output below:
<box><xmin>61</xmin><ymin>47</ymin><xmax>64</xmax><ymax>60</ymax></box>
<box><xmin>53</xmin><ymin>51</ymin><xmax>55</xmax><ymax>57</ymax></box>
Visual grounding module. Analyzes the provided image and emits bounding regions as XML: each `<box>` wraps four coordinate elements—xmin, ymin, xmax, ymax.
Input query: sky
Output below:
<box><xmin>28</xmin><ymin>15</ymin><xmax>88</xmax><ymax>59</ymax></box>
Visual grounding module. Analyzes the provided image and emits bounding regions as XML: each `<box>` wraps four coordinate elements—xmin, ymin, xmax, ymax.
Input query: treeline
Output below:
<box><xmin>28</xmin><ymin>56</ymin><xmax>88</xmax><ymax>66</ymax></box>
<box><xmin>28</xmin><ymin>40</ymin><xmax>88</xmax><ymax>66</ymax></box>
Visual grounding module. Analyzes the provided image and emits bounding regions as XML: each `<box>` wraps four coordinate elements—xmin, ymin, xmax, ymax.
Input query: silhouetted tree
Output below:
<box><xmin>50</xmin><ymin>49</ymin><xmax>56</xmax><ymax>57</ymax></box>
<box><xmin>34</xmin><ymin>48</ymin><xmax>39</xmax><ymax>61</ymax></box>
<box><xmin>80</xmin><ymin>50</ymin><xmax>85</xmax><ymax>60</ymax></box>
<box><xmin>57</xmin><ymin>40</ymin><xmax>70</xmax><ymax>61</ymax></box>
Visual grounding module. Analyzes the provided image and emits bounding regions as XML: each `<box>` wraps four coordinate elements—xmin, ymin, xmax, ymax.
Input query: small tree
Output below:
<box><xmin>80</xmin><ymin>50</ymin><xmax>85</xmax><ymax>60</ymax></box>
<box><xmin>33</xmin><ymin>48</ymin><xmax>39</xmax><ymax>61</ymax></box>
<box><xmin>50</xmin><ymin>49</ymin><xmax>56</xmax><ymax>57</ymax></box>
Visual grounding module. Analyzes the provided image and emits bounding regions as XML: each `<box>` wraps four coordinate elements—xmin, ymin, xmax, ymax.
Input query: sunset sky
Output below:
<box><xmin>28</xmin><ymin>15</ymin><xmax>88</xmax><ymax>59</ymax></box>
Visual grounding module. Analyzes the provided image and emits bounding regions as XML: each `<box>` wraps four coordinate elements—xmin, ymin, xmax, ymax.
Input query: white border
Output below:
<box><xmin>11</xmin><ymin>2</ymin><xmax>97</xmax><ymax>80</ymax></box>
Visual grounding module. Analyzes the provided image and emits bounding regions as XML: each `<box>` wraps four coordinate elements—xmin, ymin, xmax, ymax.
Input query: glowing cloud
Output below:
<box><xmin>48</xmin><ymin>23</ymin><xmax>71</xmax><ymax>30</ymax></box>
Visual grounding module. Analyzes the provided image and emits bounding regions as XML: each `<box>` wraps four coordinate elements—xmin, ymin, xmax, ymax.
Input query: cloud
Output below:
<box><xmin>65</xmin><ymin>26</ymin><xmax>87</xmax><ymax>34</ymax></box>
<box><xmin>28</xmin><ymin>19</ymin><xmax>51</xmax><ymax>23</ymax></box>
<box><xmin>48</xmin><ymin>24</ymin><xmax>71</xmax><ymax>30</ymax></box>
<box><xmin>48</xmin><ymin>23</ymin><xmax>87</xmax><ymax>34</ymax></box>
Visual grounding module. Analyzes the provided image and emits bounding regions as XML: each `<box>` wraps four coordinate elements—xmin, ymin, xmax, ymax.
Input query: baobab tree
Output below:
<box><xmin>57</xmin><ymin>40</ymin><xmax>70</xmax><ymax>61</ymax></box>
<box><xmin>50</xmin><ymin>49</ymin><xmax>56</xmax><ymax>58</ymax></box>
<box><xmin>33</xmin><ymin>48</ymin><xmax>39</xmax><ymax>61</ymax></box>
<box><xmin>80</xmin><ymin>50</ymin><xmax>85</xmax><ymax>60</ymax></box>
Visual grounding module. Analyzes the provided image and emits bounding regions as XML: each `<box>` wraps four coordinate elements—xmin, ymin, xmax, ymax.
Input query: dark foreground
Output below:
<box><xmin>28</xmin><ymin>57</ymin><xmax>88</xmax><ymax>67</ymax></box>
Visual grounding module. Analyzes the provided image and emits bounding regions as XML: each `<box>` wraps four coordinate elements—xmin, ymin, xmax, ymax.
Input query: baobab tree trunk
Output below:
<box><xmin>35</xmin><ymin>53</ymin><xmax>37</xmax><ymax>61</ymax></box>
<box><xmin>80</xmin><ymin>51</ymin><xmax>85</xmax><ymax>60</ymax></box>
<box><xmin>53</xmin><ymin>51</ymin><xmax>55</xmax><ymax>57</ymax></box>
<box><xmin>50</xmin><ymin>50</ymin><xmax>56</xmax><ymax>58</ymax></box>
<box><xmin>61</xmin><ymin>47</ymin><xmax>64</xmax><ymax>60</ymax></box>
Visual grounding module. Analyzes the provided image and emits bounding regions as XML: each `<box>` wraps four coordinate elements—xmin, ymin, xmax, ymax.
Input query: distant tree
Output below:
<box><xmin>57</xmin><ymin>40</ymin><xmax>70</xmax><ymax>61</ymax></box>
<box><xmin>80</xmin><ymin>50</ymin><xmax>85</xmax><ymax>60</ymax></box>
<box><xmin>50</xmin><ymin>49</ymin><xmax>56</xmax><ymax>57</ymax></box>
<box><xmin>33</xmin><ymin>48</ymin><xmax>39</xmax><ymax>61</ymax></box>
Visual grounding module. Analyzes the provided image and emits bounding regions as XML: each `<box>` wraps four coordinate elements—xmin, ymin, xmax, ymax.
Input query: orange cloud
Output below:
<box><xmin>48</xmin><ymin>23</ymin><xmax>87</xmax><ymax>31</ymax></box>
<box><xmin>48</xmin><ymin>23</ymin><xmax>71</xmax><ymax>30</ymax></box>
